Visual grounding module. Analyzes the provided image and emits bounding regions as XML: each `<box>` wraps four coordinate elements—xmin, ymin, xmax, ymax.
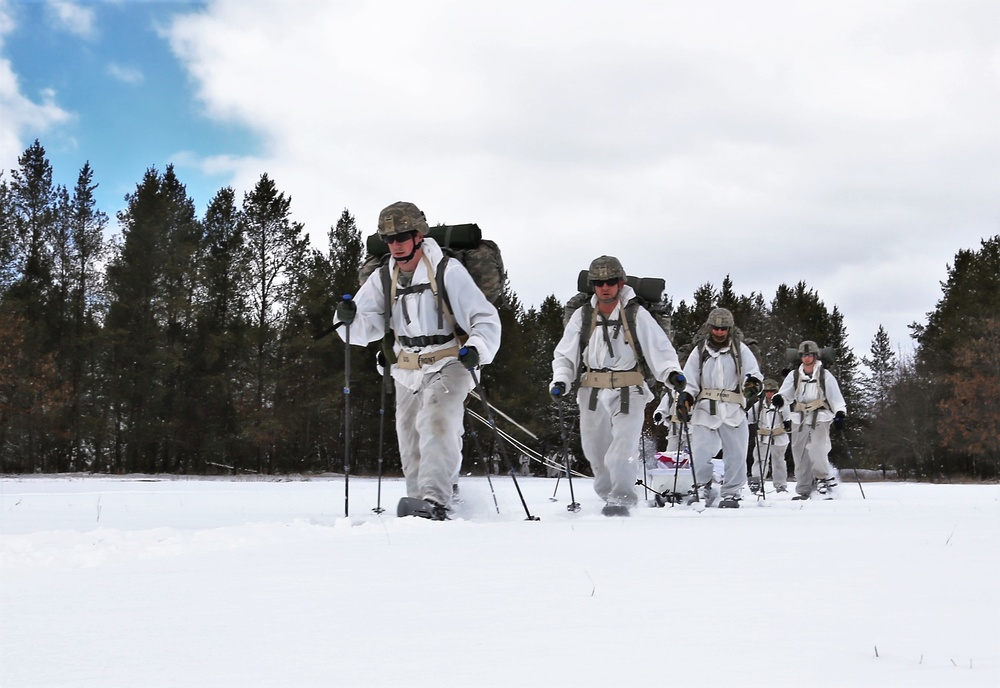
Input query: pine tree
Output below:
<box><xmin>239</xmin><ymin>174</ymin><xmax>308</xmax><ymax>473</ymax></box>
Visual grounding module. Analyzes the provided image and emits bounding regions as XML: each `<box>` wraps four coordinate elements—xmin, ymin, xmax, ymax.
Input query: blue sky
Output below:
<box><xmin>1</xmin><ymin>0</ymin><xmax>998</xmax><ymax>360</ymax></box>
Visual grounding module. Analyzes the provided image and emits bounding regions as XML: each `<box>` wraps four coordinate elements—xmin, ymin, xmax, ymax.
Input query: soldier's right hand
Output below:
<box><xmin>771</xmin><ymin>393</ymin><xmax>784</xmax><ymax>409</ymax></box>
<box><xmin>336</xmin><ymin>296</ymin><xmax>357</xmax><ymax>324</ymax></box>
<box><xmin>549</xmin><ymin>381</ymin><xmax>566</xmax><ymax>399</ymax></box>
<box><xmin>675</xmin><ymin>391</ymin><xmax>694</xmax><ymax>422</ymax></box>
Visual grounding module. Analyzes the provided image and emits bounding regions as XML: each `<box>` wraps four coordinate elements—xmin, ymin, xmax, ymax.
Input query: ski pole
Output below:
<box><xmin>549</xmin><ymin>474</ymin><xmax>561</xmax><ymax>501</ymax></box>
<box><xmin>757</xmin><ymin>405</ymin><xmax>778</xmax><ymax>502</ymax></box>
<box><xmin>342</xmin><ymin>295</ymin><xmax>352</xmax><ymax>518</ymax></box>
<box><xmin>670</xmin><ymin>421</ymin><xmax>683</xmax><ymax>507</ymax></box>
<box><xmin>372</xmin><ymin>354</ymin><xmax>389</xmax><ymax>514</ymax></box>
<box><xmin>681</xmin><ymin>412</ymin><xmax>700</xmax><ymax>503</ymax></box>
<box><xmin>465</xmin><ymin>409</ymin><xmax>500</xmax><ymax>514</ymax></box>
<box><xmin>463</xmin><ymin>355</ymin><xmax>540</xmax><ymax>521</ymax></box>
<box><xmin>557</xmin><ymin>398</ymin><xmax>580</xmax><ymax>512</ymax></box>
<box><xmin>838</xmin><ymin>425</ymin><xmax>866</xmax><ymax>500</ymax></box>
<box><xmin>640</xmin><ymin>430</ymin><xmax>649</xmax><ymax>500</ymax></box>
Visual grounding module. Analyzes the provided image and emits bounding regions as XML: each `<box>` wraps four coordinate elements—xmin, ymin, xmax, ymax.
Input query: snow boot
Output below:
<box><xmin>816</xmin><ymin>477</ymin><xmax>838</xmax><ymax>496</ymax></box>
<box><xmin>601</xmin><ymin>504</ymin><xmax>631</xmax><ymax>517</ymax></box>
<box><xmin>719</xmin><ymin>495</ymin><xmax>741</xmax><ymax>509</ymax></box>
<box><xmin>687</xmin><ymin>483</ymin><xmax>718</xmax><ymax>507</ymax></box>
<box><xmin>791</xmin><ymin>494</ymin><xmax>810</xmax><ymax>501</ymax></box>
<box><xmin>397</xmin><ymin>497</ymin><xmax>450</xmax><ymax>520</ymax></box>
<box><xmin>748</xmin><ymin>478</ymin><xmax>761</xmax><ymax>495</ymax></box>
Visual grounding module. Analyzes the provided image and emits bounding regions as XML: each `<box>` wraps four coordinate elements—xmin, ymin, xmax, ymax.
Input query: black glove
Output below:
<box><xmin>336</xmin><ymin>296</ymin><xmax>357</xmax><ymax>324</ymax></box>
<box><xmin>675</xmin><ymin>391</ymin><xmax>694</xmax><ymax>423</ymax></box>
<box><xmin>376</xmin><ymin>349</ymin><xmax>387</xmax><ymax>369</ymax></box>
<box><xmin>458</xmin><ymin>346</ymin><xmax>479</xmax><ymax>370</ymax></box>
<box><xmin>743</xmin><ymin>376</ymin><xmax>761</xmax><ymax>401</ymax></box>
<box><xmin>653</xmin><ymin>411</ymin><xmax>664</xmax><ymax>424</ymax></box>
<box><xmin>549</xmin><ymin>381</ymin><xmax>566</xmax><ymax>399</ymax></box>
<box><xmin>783</xmin><ymin>419</ymin><xmax>792</xmax><ymax>432</ymax></box>
<box><xmin>771</xmin><ymin>394</ymin><xmax>784</xmax><ymax>409</ymax></box>
<box><xmin>667</xmin><ymin>370</ymin><xmax>686</xmax><ymax>393</ymax></box>
<box><xmin>833</xmin><ymin>410</ymin><xmax>846</xmax><ymax>431</ymax></box>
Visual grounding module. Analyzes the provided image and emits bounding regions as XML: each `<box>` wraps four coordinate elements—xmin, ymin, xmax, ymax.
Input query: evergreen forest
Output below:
<box><xmin>2</xmin><ymin>141</ymin><xmax>997</xmax><ymax>480</ymax></box>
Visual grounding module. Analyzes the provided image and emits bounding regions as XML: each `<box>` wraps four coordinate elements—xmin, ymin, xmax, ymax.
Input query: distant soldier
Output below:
<box><xmin>675</xmin><ymin>308</ymin><xmax>762</xmax><ymax>508</ymax></box>
<box><xmin>749</xmin><ymin>379</ymin><xmax>791</xmax><ymax>494</ymax></box>
<box><xmin>773</xmin><ymin>340</ymin><xmax>847</xmax><ymax>500</ymax></box>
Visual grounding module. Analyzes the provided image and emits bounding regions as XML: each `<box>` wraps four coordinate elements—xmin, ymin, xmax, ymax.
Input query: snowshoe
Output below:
<box><xmin>816</xmin><ymin>478</ymin><xmax>838</xmax><ymax>496</ymax></box>
<box><xmin>748</xmin><ymin>478</ymin><xmax>762</xmax><ymax>495</ymax></box>
<box><xmin>775</xmin><ymin>486</ymin><xmax>788</xmax><ymax>493</ymax></box>
<box><xmin>397</xmin><ymin>497</ymin><xmax>450</xmax><ymax>520</ymax></box>
<box><xmin>791</xmin><ymin>494</ymin><xmax>810</xmax><ymax>501</ymax></box>
<box><xmin>601</xmin><ymin>504</ymin><xmax>631</xmax><ymax>517</ymax></box>
<box><xmin>719</xmin><ymin>495</ymin><xmax>742</xmax><ymax>509</ymax></box>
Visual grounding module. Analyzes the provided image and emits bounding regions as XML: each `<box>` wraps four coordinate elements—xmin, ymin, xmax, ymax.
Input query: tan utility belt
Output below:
<box><xmin>759</xmin><ymin>426</ymin><xmax>787</xmax><ymax>436</ymax></box>
<box><xmin>580</xmin><ymin>370</ymin><xmax>645</xmax><ymax>389</ymax></box>
<box><xmin>697</xmin><ymin>388</ymin><xmax>745</xmax><ymax>406</ymax></box>
<box><xmin>798</xmin><ymin>398</ymin><xmax>829</xmax><ymax>413</ymax></box>
<box><xmin>395</xmin><ymin>345</ymin><xmax>461</xmax><ymax>370</ymax></box>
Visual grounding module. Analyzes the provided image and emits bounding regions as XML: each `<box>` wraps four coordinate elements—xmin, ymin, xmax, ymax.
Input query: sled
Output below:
<box><xmin>648</xmin><ymin>450</ymin><xmax>695</xmax><ymax>506</ymax></box>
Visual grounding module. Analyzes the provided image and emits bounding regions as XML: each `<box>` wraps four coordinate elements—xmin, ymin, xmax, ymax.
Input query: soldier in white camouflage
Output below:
<box><xmin>550</xmin><ymin>256</ymin><xmax>685</xmax><ymax>516</ymax></box>
<box><xmin>334</xmin><ymin>202</ymin><xmax>501</xmax><ymax>520</ymax></box>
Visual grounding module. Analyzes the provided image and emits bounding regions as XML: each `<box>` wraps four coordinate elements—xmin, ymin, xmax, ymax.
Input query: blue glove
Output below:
<box><xmin>458</xmin><ymin>346</ymin><xmax>479</xmax><ymax>370</ymax></box>
<box><xmin>336</xmin><ymin>295</ymin><xmax>356</xmax><ymax>324</ymax></box>
<box><xmin>667</xmin><ymin>370</ymin><xmax>686</xmax><ymax>393</ymax></box>
<box><xmin>833</xmin><ymin>411</ymin><xmax>846</xmax><ymax>431</ymax></box>
<box><xmin>550</xmin><ymin>381</ymin><xmax>566</xmax><ymax>399</ymax></box>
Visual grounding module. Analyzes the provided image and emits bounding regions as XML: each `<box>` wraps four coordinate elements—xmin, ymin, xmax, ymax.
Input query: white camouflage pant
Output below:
<box><xmin>577</xmin><ymin>386</ymin><xmax>646</xmax><ymax>507</ymax></box>
<box><xmin>394</xmin><ymin>361</ymin><xmax>473</xmax><ymax>506</ymax></box>
<box><xmin>790</xmin><ymin>421</ymin><xmax>834</xmax><ymax>496</ymax></box>
<box><xmin>689</xmin><ymin>421</ymin><xmax>749</xmax><ymax>499</ymax></box>
<box><xmin>751</xmin><ymin>439</ymin><xmax>789</xmax><ymax>489</ymax></box>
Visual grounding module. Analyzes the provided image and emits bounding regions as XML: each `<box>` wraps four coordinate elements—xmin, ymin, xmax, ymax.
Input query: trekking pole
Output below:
<box><xmin>670</xmin><ymin>421</ymin><xmax>683</xmax><ymax>507</ymax></box>
<box><xmin>640</xmin><ymin>430</ymin><xmax>649</xmax><ymax>500</ymax></box>
<box><xmin>549</xmin><ymin>474</ymin><xmax>561</xmax><ymax>501</ymax></box>
<box><xmin>757</xmin><ymin>407</ymin><xmax>778</xmax><ymax>502</ymax></box>
<box><xmin>557</xmin><ymin>398</ymin><xmax>581</xmax><ymax>512</ymax></box>
<box><xmin>372</xmin><ymin>356</ymin><xmax>389</xmax><ymax>514</ymax></box>
<box><xmin>466</xmin><ymin>409</ymin><xmax>500</xmax><ymax>514</ymax></box>
<box><xmin>681</xmin><ymin>414</ymin><xmax>700</xmax><ymax>503</ymax></box>
<box><xmin>341</xmin><ymin>295</ymin><xmax>352</xmax><ymax>518</ymax></box>
<box><xmin>838</xmin><ymin>426</ymin><xmax>866</xmax><ymax>500</ymax></box>
<box><xmin>463</xmin><ymin>355</ymin><xmax>540</xmax><ymax>521</ymax></box>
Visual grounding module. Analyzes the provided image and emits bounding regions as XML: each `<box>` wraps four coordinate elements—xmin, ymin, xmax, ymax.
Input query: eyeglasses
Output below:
<box><xmin>384</xmin><ymin>231</ymin><xmax>415</xmax><ymax>245</ymax></box>
<box><xmin>591</xmin><ymin>278</ymin><xmax>620</xmax><ymax>288</ymax></box>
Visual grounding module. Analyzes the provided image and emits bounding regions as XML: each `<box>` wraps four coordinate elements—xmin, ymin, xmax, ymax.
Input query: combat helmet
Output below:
<box><xmin>588</xmin><ymin>255</ymin><xmax>626</xmax><ymax>283</ymax></box>
<box><xmin>377</xmin><ymin>201</ymin><xmax>428</xmax><ymax>238</ymax></box>
<box><xmin>706</xmin><ymin>307</ymin><xmax>735</xmax><ymax>329</ymax></box>
<box><xmin>798</xmin><ymin>340</ymin><xmax>821</xmax><ymax>356</ymax></box>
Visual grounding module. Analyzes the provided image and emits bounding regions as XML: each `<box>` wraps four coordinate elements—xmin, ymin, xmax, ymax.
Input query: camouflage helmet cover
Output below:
<box><xmin>798</xmin><ymin>340</ymin><xmax>820</xmax><ymax>355</ymax></box>
<box><xmin>377</xmin><ymin>201</ymin><xmax>429</xmax><ymax>238</ymax></box>
<box><xmin>588</xmin><ymin>255</ymin><xmax>626</xmax><ymax>282</ymax></box>
<box><xmin>706</xmin><ymin>307</ymin><xmax>735</xmax><ymax>329</ymax></box>
<box><xmin>763</xmin><ymin>378</ymin><xmax>779</xmax><ymax>391</ymax></box>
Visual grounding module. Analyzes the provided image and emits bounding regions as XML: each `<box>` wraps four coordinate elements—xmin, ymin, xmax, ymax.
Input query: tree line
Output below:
<box><xmin>1</xmin><ymin>140</ymin><xmax>997</xmax><ymax>479</ymax></box>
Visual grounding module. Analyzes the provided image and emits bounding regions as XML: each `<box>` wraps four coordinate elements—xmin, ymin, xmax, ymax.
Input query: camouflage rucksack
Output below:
<box><xmin>358</xmin><ymin>223</ymin><xmax>505</xmax><ymax>304</ymax></box>
<box><xmin>563</xmin><ymin>270</ymin><xmax>675</xmax><ymax>394</ymax></box>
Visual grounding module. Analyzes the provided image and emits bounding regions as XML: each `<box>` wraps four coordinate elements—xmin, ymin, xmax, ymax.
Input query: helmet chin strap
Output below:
<box><xmin>396</xmin><ymin>238</ymin><xmax>423</xmax><ymax>264</ymax></box>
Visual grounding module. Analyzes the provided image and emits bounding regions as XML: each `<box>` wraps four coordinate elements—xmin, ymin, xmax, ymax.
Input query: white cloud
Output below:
<box><xmin>162</xmin><ymin>0</ymin><xmax>998</xmax><ymax>356</ymax></box>
<box><xmin>48</xmin><ymin>0</ymin><xmax>96</xmax><ymax>39</ymax></box>
<box><xmin>0</xmin><ymin>2</ymin><xmax>73</xmax><ymax>167</ymax></box>
<box><xmin>106</xmin><ymin>62</ymin><xmax>143</xmax><ymax>85</ymax></box>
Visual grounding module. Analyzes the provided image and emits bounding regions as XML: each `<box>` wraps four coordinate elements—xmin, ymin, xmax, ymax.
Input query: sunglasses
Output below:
<box><xmin>384</xmin><ymin>231</ymin><xmax>415</xmax><ymax>245</ymax></box>
<box><xmin>711</xmin><ymin>326</ymin><xmax>730</xmax><ymax>332</ymax></box>
<box><xmin>591</xmin><ymin>278</ymin><xmax>620</xmax><ymax>288</ymax></box>
<box><xmin>800</xmin><ymin>352</ymin><xmax>816</xmax><ymax>358</ymax></box>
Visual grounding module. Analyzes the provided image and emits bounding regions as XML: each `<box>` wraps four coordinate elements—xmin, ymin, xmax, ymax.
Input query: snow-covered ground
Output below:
<box><xmin>1</xmin><ymin>474</ymin><xmax>997</xmax><ymax>687</ymax></box>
